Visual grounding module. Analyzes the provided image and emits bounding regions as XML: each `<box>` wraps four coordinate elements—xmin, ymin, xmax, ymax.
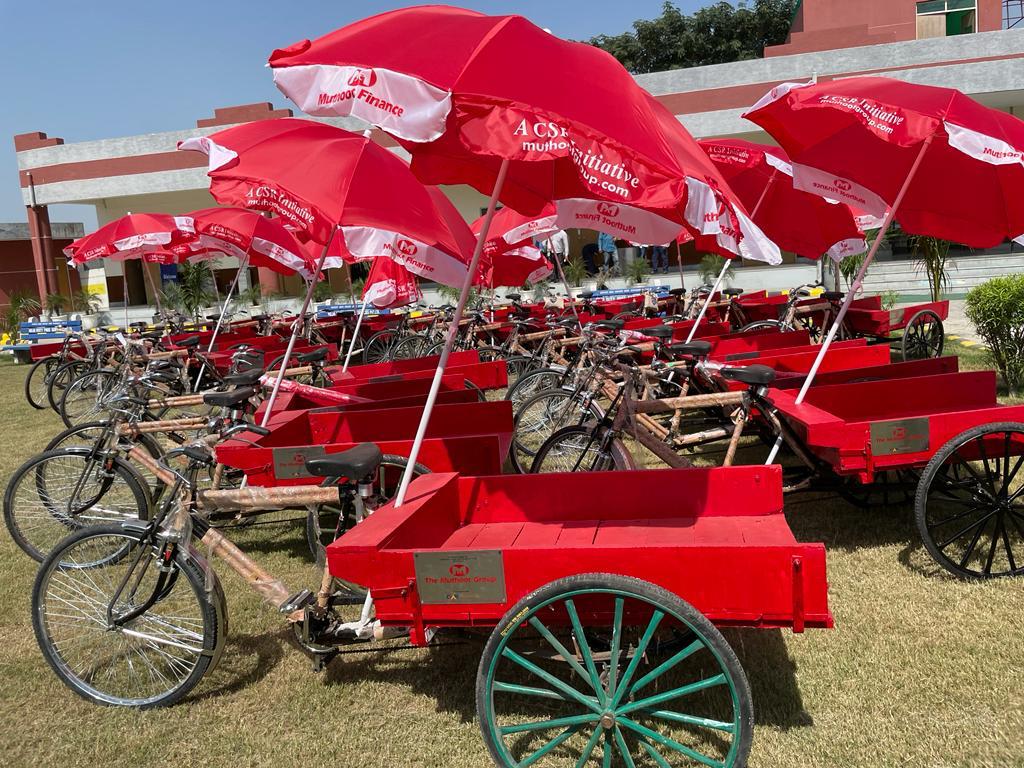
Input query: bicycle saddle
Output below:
<box><xmin>177</xmin><ymin>336</ymin><xmax>202</xmax><ymax>349</ymax></box>
<box><xmin>505</xmin><ymin>293</ymin><xmax>521</xmax><ymax>302</ymax></box>
<box><xmin>555</xmin><ymin>318</ymin><xmax>579</xmax><ymax>328</ymax></box>
<box><xmin>296</xmin><ymin>347</ymin><xmax>330</xmax><ymax>364</ymax></box>
<box><xmin>305</xmin><ymin>443</ymin><xmax>384</xmax><ymax>482</ymax></box>
<box><xmin>223</xmin><ymin>369</ymin><xmax>265</xmax><ymax>387</ymax></box>
<box><xmin>203</xmin><ymin>386</ymin><xmax>258</xmax><ymax>408</ymax></box>
<box><xmin>644</xmin><ymin>325</ymin><xmax>674</xmax><ymax>340</ymax></box>
<box><xmin>722</xmin><ymin>287</ymin><xmax>744</xmax><ymax>296</ymax></box>
<box><xmin>822</xmin><ymin>291</ymin><xmax>844</xmax><ymax>301</ymax></box>
<box><xmin>250</xmin><ymin>314</ymin><xmax>269</xmax><ymax>322</ymax></box>
<box><xmin>595</xmin><ymin>319</ymin><xmax>625</xmax><ymax>331</ymax></box>
<box><xmin>129</xmin><ymin>322</ymin><xmax>147</xmax><ymax>330</ymax></box>
<box><xmin>667</xmin><ymin>340</ymin><xmax>712</xmax><ymax>357</ymax></box>
<box><xmin>668</xmin><ymin>288</ymin><xmax>685</xmax><ymax>297</ymax></box>
<box><xmin>719</xmin><ymin>365</ymin><xmax>776</xmax><ymax>387</ymax></box>
<box><xmin>578</xmin><ymin>291</ymin><xmax>594</xmax><ymax>300</ymax></box>
<box><xmin>146</xmin><ymin>371</ymin><xmax>178</xmax><ymax>384</ymax></box>
<box><xmin>205</xmin><ymin>313</ymin><xmax>222</xmax><ymax>322</ymax></box>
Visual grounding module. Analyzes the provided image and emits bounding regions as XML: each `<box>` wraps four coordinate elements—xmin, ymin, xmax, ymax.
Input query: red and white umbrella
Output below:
<box><xmin>179</xmin><ymin>118</ymin><xmax>476</xmax><ymax>424</ymax></box>
<box><xmin>744</xmin><ymin>76</ymin><xmax>1024</xmax><ymax>409</ymax></box>
<box><xmin>187</xmin><ymin>207</ymin><xmax>319</xmax><ymax>277</ymax></box>
<box><xmin>269</xmin><ymin>6</ymin><xmax>782</xmax><ymax>507</ymax></box>
<box><xmin>341</xmin><ymin>256</ymin><xmax>423</xmax><ymax>372</ymax></box>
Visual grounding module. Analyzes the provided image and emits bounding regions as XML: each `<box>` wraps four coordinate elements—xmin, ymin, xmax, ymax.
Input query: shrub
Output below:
<box><xmin>697</xmin><ymin>253</ymin><xmax>731</xmax><ymax>286</ymax></box>
<box><xmin>965</xmin><ymin>275</ymin><xmax>1024</xmax><ymax>395</ymax></box>
<box><xmin>45</xmin><ymin>293</ymin><xmax>67</xmax><ymax>315</ymax></box>
<box><xmin>626</xmin><ymin>255</ymin><xmax>649</xmax><ymax>286</ymax></box>
<box><xmin>563</xmin><ymin>255</ymin><xmax>588</xmax><ymax>287</ymax></box>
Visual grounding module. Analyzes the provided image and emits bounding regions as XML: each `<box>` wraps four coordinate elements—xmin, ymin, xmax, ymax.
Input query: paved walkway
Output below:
<box><xmin>898</xmin><ymin>298</ymin><xmax>987</xmax><ymax>349</ymax></box>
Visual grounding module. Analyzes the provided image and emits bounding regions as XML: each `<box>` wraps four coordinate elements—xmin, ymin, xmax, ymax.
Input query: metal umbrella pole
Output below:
<box><xmin>684</xmin><ymin>171</ymin><xmax>777</xmax><ymax>343</ymax></box>
<box><xmin>142</xmin><ymin>262</ymin><xmax>163</xmax><ymax>318</ymax></box>
<box><xmin>764</xmin><ymin>136</ymin><xmax>933</xmax><ymax>464</ymax></box>
<box><xmin>392</xmin><ymin>157</ymin><xmax>511</xmax><ymax>507</ymax></box>
<box><xmin>195</xmin><ymin>257</ymin><xmax>247</xmax><ymax>387</ymax></box>
<box><xmin>260</xmin><ymin>227</ymin><xmax>338</xmax><ymax>428</ymax></box>
<box><xmin>342</xmin><ymin>294</ymin><xmax>370</xmax><ymax>372</ymax></box>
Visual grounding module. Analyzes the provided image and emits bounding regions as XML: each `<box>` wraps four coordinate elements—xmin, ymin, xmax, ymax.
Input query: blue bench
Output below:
<box><xmin>2</xmin><ymin>319</ymin><xmax>84</xmax><ymax>363</ymax></box>
<box><xmin>590</xmin><ymin>286</ymin><xmax>670</xmax><ymax>299</ymax></box>
<box><xmin>317</xmin><ymin>304</ymin><xmax>392</xmax><ymax>318</ymax></box>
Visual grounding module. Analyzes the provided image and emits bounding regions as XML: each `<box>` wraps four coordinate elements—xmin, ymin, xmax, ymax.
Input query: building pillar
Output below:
<box><xmin>257</xmin><ymin>266</ymin><xmax>282</xmax><ymax>297</ymax></box>
<box><xmin>37</xmin><ymin>209</ymin><xmax>60</xmax><ymax>295</ymax></box>
<box><xmin>24</xmin><ymin>205</ymin><xmax>51</xmax><ymax>305</ymax></box>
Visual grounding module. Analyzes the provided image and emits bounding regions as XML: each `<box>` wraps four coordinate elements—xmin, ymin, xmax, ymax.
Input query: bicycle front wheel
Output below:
<box><xmin>33</xmin><ymin>524</ymin><xmax>221</xmax><ymax>708</ymax></box>
<box><xmin>511</xmin><ymin>388</ymin><xmax>602</xmax><ymax>473</ymax></box>
<box><xmin>59</xmin><ymin>369</ymin><xmax>120</xmax><ymax>427</ymax></box>
<box><xmin>24</xmin><ymin>356</ymin><xmax>58</xmax><ymax>409</ymax></box>
<box><xmin>4</xmin><ymin>448</ymin><xmax>150</xmax><ymax>561</ymax></box>
<box><xmin>530</xmin><ymin>424</ymin><xmax>634</xmax><ymax>473</ymax></box>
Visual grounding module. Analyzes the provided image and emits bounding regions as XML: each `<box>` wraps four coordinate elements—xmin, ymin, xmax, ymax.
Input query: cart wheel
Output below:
<box><xmin>305</xmin><ymin>454</ymin><xmax>431</xmax><ymax>566</ymax></box>
<box><xmin>915</xmin><ymin>423</ymin><xmax>1024</xmax><ymax>578</ymax></box>
<box><xmin>477</xmin><ymin>573</ymin><xmax>752</xmax><ymax>768</ymax></box>
<box><xmin>836</xmin><ymin>470</ymin><xmax>918</xmax><ymax>509</ymax></box>
<box><xmin>901</xmin><ymin>310</ymin><xmax>944</xmax><ymax>361</ymax></box>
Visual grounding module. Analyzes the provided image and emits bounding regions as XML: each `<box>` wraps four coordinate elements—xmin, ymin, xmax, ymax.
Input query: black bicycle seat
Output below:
<box><xmin>250</xmin><ymin>313</ymin><xmax>269</xmax><ymax>322</ymax></box>
<box><xmin>667</xmin><ymin>340</ymin><xmax>712</xmax><ymax>357</ymax></box>
<box><xmin>223</xmin><ymin>369</ymin><xmax>265</xmax><ymax>387</ymax></box>
<box><xmin>305</xmin><ymin>443</ymin><xmax>384</xmax><ymax>482</ymax></box>
<box><xmin>644</xmin><ymin>325</ymin><xmax>674</xmax><ymax>340</ymax></box>
<box><xmin>822</xmin><ymin>291</ymin><xmax>844</xmax><ymax>301</ymax></box>
<box><xmin>720</xmin><ymin>365</ymin><xmax>776</xmax><ymax>387</ymax></box>
<box><xmin>505</xmin><ymin>293</ymin><xmax>521</xmax><ymax>302</ymax></box>
<box><xmin>205</xmin><ymin>313</ymin><xmax>222</xmax><ymax>322</ymax></box>
<box><xmin>579</xmin><ymin>291</ymin><xmax>594</xmax><ymax>300</ymax></box>
<box><xmin>616</xmin><ymin>348</ymin><xmax>643</xmax><ymax>363</ymax></box>
<box><xmin>177</xmin><ymin>336</ymin><xmax>202</xmax><ymax>349</ymax></box>
<box><xmin>722</xmin><ymin>287</ymin><xmax>744</xmax><ymax>296</ymax></box>
<box><xmin>203</xmin><ymin>386</ymin><xmax>257</xmax><ymax>408</ymax></box>
<box><xmin>146</xmin><ymin>371</ymin><xmax>178</xmax><ymax>384</ymax></box>
<box><xmin>556</xmin><ymin>318</ymin><xmax>578</xmax><ymax>329</ymax></box>
<box><xmin>129</xmin><ymin>322</ymin><xmax>147</xmax><ymax>331</ymax></box>
<box><xmin>595</xmin><ymin>319</ymin><xmax>625</xmax><ymax>331</ymax></box>
<box><xmin>296</xmin><ymin>347</ymin><xmax>330</xmax><ymax>364</ymax></box>
<box><xmin>182</xmin><ymin>445</ymin><xmax>214</xmax><ymax>464</ymax></box>
<box><xmin>668</xmin><ymin>288</ymin><xmax>685</xmax><ymax>297</ymax></box>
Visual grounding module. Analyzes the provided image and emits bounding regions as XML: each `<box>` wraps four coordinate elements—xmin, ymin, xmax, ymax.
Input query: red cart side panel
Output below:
<box><xmin>328</xmin><ymin>350</ymin><xmax>480</xmax><ymax>382</ymax></box>
<box><xmin>845</xmin><ymin>300</ymin><xmax>949</xmax><ymax>336</ymax></box>
<box><xmin>710</xmin><ymin>330</ymin><xmax>812</xmax><ymax>360</ymax></box>
<box><xmin>772</xmin><ymin>356</ymin><xmax>959</xmax><ymax>390</ymax></box>
<box><xmin>327</xmin><ymin>467</ymin><xmax>832</xmax><ymax>631</ymax></box>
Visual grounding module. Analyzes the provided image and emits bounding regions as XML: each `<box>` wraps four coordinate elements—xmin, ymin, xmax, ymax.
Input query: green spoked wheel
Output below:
<box><xmin>477</xmin><ymin>574</ymin><xmax>752</xmax><ymax>768</ymax></box>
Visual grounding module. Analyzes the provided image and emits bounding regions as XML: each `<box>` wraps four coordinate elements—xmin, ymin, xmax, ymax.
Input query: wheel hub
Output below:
<box><xmin>599</xmin><ymin>712</ymin><xmax>616</xmax><ymax>730</ymax></box>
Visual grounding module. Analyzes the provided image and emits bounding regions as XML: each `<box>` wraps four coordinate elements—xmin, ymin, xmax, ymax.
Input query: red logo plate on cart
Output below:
<box><xmin>870</xmin><ymin>417</ymin><xmax>930</xmax><ymax>455</ymax></box>
<box><xmin>414</xmin><ymin>550</ymin><xmax>506</xmax><ymax>604</ymax></box>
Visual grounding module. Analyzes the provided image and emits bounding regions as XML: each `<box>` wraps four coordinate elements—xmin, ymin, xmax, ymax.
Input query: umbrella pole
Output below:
<box><xmin>675</xmin><ymin>245</ymin><xmax>685</xmax><ymax>291</ymax></box>
<box><xmin>260</xmin><ymin>228</ymin><xmax>337</xmax><ymax>428</ymax></box>
<box><xmin>765</xmin><ymin>136</ymin><xmax>934</xmax><ymax>464</ymax></box>
<box><xmin>342</xmin><ymin>295</ymin><xmax>370</xmax><ymax>372</ymax></box>
<box><xmin>551</xmin><ymin>244</ymin><xmax>579</xmax><ymax>323</ymax></box>
<box><xmin>143</xmin><ymin>263</ymin><xmax>163</xmax><ymax>319</ymax></box>
<box><xmin>123</xmin><ymin>268</ymin><xmax>131</xmax><ymax>330</ymax></box>
<box><xmin>684</xmin><ymin>175</ymin><xmax>774</xmax><ymax>343</ymax></box>
<box><xmin>684</xmin><ymin>259</ymin><xmax>730</xmax><ymax>343</ymax></box>
<box><xmin>393</xmin><ymin>158</ymin><xmax>511</xmax><ymax>507</ymax></box>
<box><xmin>195</xmin><ymin>258</ymin><xmax>246</xmax><ymax>387</ymax></box>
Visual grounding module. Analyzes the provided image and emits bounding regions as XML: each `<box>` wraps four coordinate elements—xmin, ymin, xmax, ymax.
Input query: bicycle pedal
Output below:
<box><xmin>279</xmin><ymin>589</ymin><xmax>314</xmax><ymax>614</ymax></box>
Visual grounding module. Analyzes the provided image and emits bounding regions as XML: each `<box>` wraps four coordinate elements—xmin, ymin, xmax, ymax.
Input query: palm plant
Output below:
<box><xmin>698</xmin><ymin>254</ymin><xmax>732</xmax><ymax>286</ymax></box>
<box><xmin>1</xmin><ymin>290</ymin><xmax>42</xmax><ymax>335</ymax></box>
<box><xmin>562</xmin><ymin>255</ymin><xmax>588</xmax><ymax>287</ymax></box>
<box><xmin>45</xmin><ymin>293</ymin><xmax>67</xmax><ymax>316</ymax></box>
<box><xmin>70</xmin><ymin>289</ymin><xmax>100</xmax><ymax>314</ymax></box>
<box><xmin>176</xmin><ymin>263</ymin><xmax>217</xmax><ymax>319</ymax></box>
<box><xmin>911</xmin><ymin>235</ymin><xmax>953</xmax><ymax>303</ymax></box>
<box><xmin>626</xmin><ymin>255</ymin><xmax>649</xmax><ymax>286</ymax></box>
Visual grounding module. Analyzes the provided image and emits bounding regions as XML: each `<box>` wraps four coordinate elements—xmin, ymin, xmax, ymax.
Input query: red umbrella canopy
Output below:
<box><xmin>472</xmin><ymin>204</ymin><xmax>559</xmax><ymax>254</ymax></box>
<box><xmin>469</xmin><ymin>208</ymin><xmax>555</xmax><ymax>288</ymax></box>
<box><xmin>64</xmin><ymin>213</ymin><xmax>196</xmax><ymax>265</ymax></box>
<box><xmin>743</xmin><ymin>77</ymin><xmax>1024</xmax><ymax>248</ymax></box>
<box><xmin>268</xmin><ymin>6</ymin><xmax>766</xmax><ymax>251</ymax></box>
<box><xmin>178</xmin><ymin>119</ymin><xmax>475</xmax><ymax>286</ymax></box>
<box><xmin>699</xmin><ymin>139</ymin><xmax>867</xmax><ymax>261</ymax></box>
<box><xmin>362</xmin><ymin>256</ymin><xmax>422</xmax><ymax>309</ymax></box>
<box><xmin>185</xmin><ymin>207</ymin><xmax>320</xmax><ymax>277</ymax></box>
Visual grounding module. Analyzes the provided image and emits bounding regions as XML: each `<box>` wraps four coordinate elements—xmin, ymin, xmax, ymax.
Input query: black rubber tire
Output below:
<box><xmin>305</xmin><ymin>455</ymin><xmax>431</xmax><ymax>566</ymax></box>
<box><xmin>901</xmin><ymin>310</ymin><xmax>944</xmax><ymax>361</ymax></box>
<box><xmin>45</xmin><ymin>422</ymin><xmax>165</xmax><ymax>498</ymax></box>
<box><xmin>390</xmin><ymin>333</ymin><xmax>431</xmax><ymax>360</ymax></box>
<box><xmin>477</xmin><ymin>573</ymin><xmax>754</xmax><ymax>768</ymax></box>
<box><xmin>529</xmin><ymin>424</ymin><xmax>635</xmax><ymax>473</ymax></box>
<box><xmin>32</xmin><ymin>524</ymin><xmax>220</xmax><ymax>708</ymax></box>
<box><xmin>504</xmin><ymin>366</ymin><xmax>568</xmax><ymax>408</ymax></box>
<box><xmin>915</xmin><ymin>422</ymin><xmax>1024</xmax><ymax>579</ymax></box>
<box><xmin>739</xmin><ymin>320</ymin><xmax>786</xmax><ymax>334</ymax></box>
<box><xmin>510</xmin><ymin>388</ymin><xmax>604</xmax><ymax>474</ymax></box>
<box><xmin>47</xmin><ymin>360</ymin><xmax>91</xmax><ymax>412</ymax></box>
<box><xmin>363</xmin><ymin>330</ymin><xmax>397</xmax><ymax>364</ymax></box>
<box><xmin>58</xmin><ymin>369</ymin><xmax>119</xmax><ymax>428</ymax></box>
<box><xmin>24</xmin><ymin>357</ymin><xmax>57</xmax><ymax>409</ymax></box>
<box><xmin>4</xmin><ymin>448</ymin><xmax>151</xmax><ymax>562</ymax></box>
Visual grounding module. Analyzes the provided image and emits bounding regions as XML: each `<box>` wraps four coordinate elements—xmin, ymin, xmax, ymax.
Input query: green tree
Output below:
<box><xmin>590</xmin><ymin>0</ymin><xmax>797</xmax><ymax>74</ymax></box>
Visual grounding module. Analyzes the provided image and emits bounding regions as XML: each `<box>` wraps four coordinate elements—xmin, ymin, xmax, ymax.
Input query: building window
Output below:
<box><xmin>1006</xmin><ymin>1</ymin><xmax>1024</xmax><ymax>29</ymax></box>
<box><xmin>916</xmin><ymin>0</ymin><xmax>977</xmax><ymax>39</ymax></box>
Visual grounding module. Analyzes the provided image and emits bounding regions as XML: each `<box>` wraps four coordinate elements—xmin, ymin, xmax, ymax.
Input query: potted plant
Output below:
<box><xmin>1</xmin><ymin>290</ymin><xmax>42</xmax><ymax>339</ymax></box>
<box><xmin>176</xmin><ymin>263</ymin><xmax>216</xmax><ymax>320</ymax></box>
<box><xmin>44</xmin><ymin>293</ymin><xmax>68</xmax><ymax>320</ymax></box>
<box><xmin>626</xmin><ymin>255</ymin><xmax>649</xmax><ymax>287</ymax></box>
<box><xmin>563</xmin><ymin>255</ymin><xmax>588</xmax><ymax>288</ymax></box>
<box><xmin>698</xmin><ymin>254</ymin><xmax>732</xmax><ymax>287</ymax></box>
<box><xmin>70</xmin><ymin>289</ymin><xmax>101</xmax><ymax>329</ymax></box>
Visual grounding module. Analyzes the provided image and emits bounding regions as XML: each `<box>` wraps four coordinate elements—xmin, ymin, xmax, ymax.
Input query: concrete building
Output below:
<box><xmin>11</xmin><ymin>1</ymin><xmax>1024</xmax><ymax>311</ymax></box>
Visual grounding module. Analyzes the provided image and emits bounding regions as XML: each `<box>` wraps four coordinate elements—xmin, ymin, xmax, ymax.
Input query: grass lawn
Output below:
<box><xmin>0</xmin><ymin>345</ymin><xmax>1022</xmax><ymax>768</ymax></box>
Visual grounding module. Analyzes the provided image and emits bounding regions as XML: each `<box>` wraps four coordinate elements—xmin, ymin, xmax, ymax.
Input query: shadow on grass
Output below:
<box><xmin>194</xmin><ymin>629</ymin><xmax>290</xmax><ymax>702</ymax></box>
<box><xmin>322</xmin><ymin>633</ymin><xmax>484</xmax><ymax>722</ymax></box>
<box><xmin>723</xmin><ymin>627</ymin><xmax>814</xmax><ymax>730</ymax></box>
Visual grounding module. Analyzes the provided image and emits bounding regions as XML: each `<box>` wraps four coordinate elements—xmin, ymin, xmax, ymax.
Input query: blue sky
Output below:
<box><xmin>1</xmin><ymin>0</ymin><xmax>711</xmax><ymax>227</ymax></box>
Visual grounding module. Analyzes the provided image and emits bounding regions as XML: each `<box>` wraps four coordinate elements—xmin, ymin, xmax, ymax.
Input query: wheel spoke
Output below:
<box><xmin>500</xmin><ymin>713</ymin><xmax>599</xmax><ymax>736</ymax></box>
<box><xmin>617</xmin><ymin>716</ymin><xmax>724</xmax><ymax>768</ymax></box>
<box><xmin>618</xmin><ymin>673</ymin><xmax>728</xmax><ymax>716</ymax></box>
<box><xmin>627</xmin><ymin>638</ymin><xmax>704</xmax><ymax>698</ymax></box>
<box><xmin>983</xmin><ymin>517</ymin><xmax>1001</xmax><ymax>575</ymax></box>
<box><xmin>1000</xmin><ymin>517</ymin><xmax>1019</xmax><ymax>573</ymax></box>
<box><xmin>957</xmin><ymin>515</ymin><xmax>993</xmax><ymax>568</ymax></box>
<box><xmin>564</xmin><ymin>599</ymin><xmax>606</xmax><ymax>704</ymax></box>
<box><xmin>493</xmin><ymin>680</ymin><xmax>576</xmax><ymax>702</ymax></box>
<box><xmin>527</xmin><ymin>615</ymin><xmax>598</xmax><ymax>695</ymax></box>
<box><xmin>639</xmin><ymin>739</ymin><xmax>674</xmax><ymax>768</ymax></box>
<box><xmin>517</xmin><ymin>725</ymin><xmax>581</xmax><ymax>768</ymax></box>
<box><xmin>608</xmin><ymin>610</ymin><xmax>664</xmax><ymax>708</ymax></box>
<box><xmin>612</xmin><ymin>725</ymin><xmax>638</xmax><ymax>768</ymax></box>
<box><xmin>936</xmin><ymin>509</ymin><xmax>997</xmax><ymax>551</ymax></box>
<box><xmin>574</xmin><ymin>727</ymin><xmax>604</xmax><ymax>768</ymax></box>
<box><xmin>500</xmin><ymin>647</ymin><xmax>602</xmax><ymax>713</ymax></box>
<box><xmin>606</xmin><ymin>597</ymin><xmax>624</xmax><ymax>696</ymax></box>
<box><xmin>644</xmin><ymin>709</ymin><xmax>736</xmax><ymax>733</ymax></box>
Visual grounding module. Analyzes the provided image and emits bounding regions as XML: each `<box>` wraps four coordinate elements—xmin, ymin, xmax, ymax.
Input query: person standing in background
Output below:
<box><xmin>598</xmin><ymin>231</ymin><xmax>618</xmax><ymax>274</ymax></box>
<box><xmin>546</xmin><ymin>229</ymin><xmax>569</xmax><ymax>261</ymax></box>
<box><xmin>581</xmin><ymin>242</ymin><xmax>599</xmax><ymax>275</ymax></box>
<box><xmin>651</xmin><ymin>243</ymin><xmax>669</xmax><ymax>274</ymax></box>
